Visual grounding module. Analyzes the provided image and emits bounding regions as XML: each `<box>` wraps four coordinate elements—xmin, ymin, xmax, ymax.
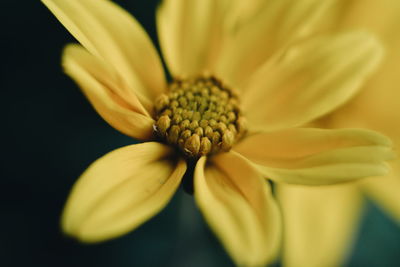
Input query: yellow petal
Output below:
<box><xmin>318</xmin><ymin>48</ymin><xmax>400</xmax><ymax>148</ymax></box>
<box><xmin>62</xmin><ymin>142</ymin><xmax>186</xmax><ymax>242</ymax></box>
<box><xmin>315</xmin><ymin>0</ymin><xmax>400</xmax><ymax>142</ymax></box>
<box><xmin>42</xmin><ymin>0</ymin><xmax>166</xmax><ymax>112</ymax></box>
<box><xmin>216</xmin><ymin>0</ymin><xmax>334</xmax><ymax>88</ymax></box>
<box><xmin>62</xmin><ymin>44</ymin><xmax>154</xmax><ymax>140</ymax></box>
<box><xmin>63</xmin><ymin>43</ymin><xmax>150</xmax><ymax>117</ymax></box>
<box><xmin>242</xmin><ymin>31</ymin><xmax>383</xmax><ymax>132</ymax></box>
<box><xmin>234</xmin><ymin>128</ymin><xmax>394</xmax><ymax>185</ymax></box>
<box><xmin>194</xmin><ymin>153</ymin><xmax>281</xmax><ymax>267</ymax></box>
<box><xmin>314</xmin><ymin>2</ymin><xmax>400</xmax><ymax>160</ymax></box>
<box><xmin>277</xmin><ymin>183</ymin><xmax>363</xmax><ymax>267</ymax></box>
<box><xmin>322</xmin><ymin>0</ymin><xmax>400</xmax><ymax>38</ymax></box>
<box><xmin>156</xmin><ymin>0</ymin><xmax>230</xmax><ymax>78</ymax></box>
<box><xmin>311</xmin><ymin>0</ymin><xmax>400</xmax><ymax>224</ymax></box>
<box><xmin>360</xmin><ymin>160</ymin><xmax>400</xmax><ymax>223</ymax></box>
<box><xmin>224</xmin><ymin>0</ymin><xmax>264</xmax><ymax>27</ymax></box>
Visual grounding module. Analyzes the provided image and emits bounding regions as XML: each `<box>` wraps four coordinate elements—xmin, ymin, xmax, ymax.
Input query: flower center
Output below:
<box><xmin>154</xmin><ymin>76</ymin><xmax>246</xmax><ymax>158</ymax></box>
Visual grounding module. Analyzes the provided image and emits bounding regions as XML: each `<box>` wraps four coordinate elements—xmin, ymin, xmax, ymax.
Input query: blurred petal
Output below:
<box><xmin>322</xmin><ymin>0</ymin><xmax>400</xmax><ymax>38</ymax></box>
<box><xmin>216</xmin><ymin>0</ymin><xmax>334</xmax><ymax>88</ymax></box>
<box><xmin>194</xmin><ymin>153</ymin><xmax>281</xmax><ymax>267</ymax></box>
<box><xmin>157</xmin><ymin>0</ymin><xmax>230</xmax><ymax>78</ymax></box>
<box><xmin>62</xmin><ymin>142</ymin><xmax>186</xmax><ymax>242</ymax></box>
<box><xmin>242</xmin><ymin>32</ymin><xmax>383</xmax><ymax>132</ymax></box>
<box><xmin>234</xmin><ymin>128</ymin><xmax>394</xmax><ymax>185</ymax></box>
<box><xmin>62</xmin><ymin>44</ymin><xmax>154</xmax><ymax>140</ymax></box>
<box><xmin>315</xmin><ymin>1</ymin><xmax>400</xmax><ymax>143</ymax></box>
<box><xmin>316</xmin><ymin>0</ymin><xmax>400</xmax><ymax>140</ymax></box>
<box><xmin>224</xmin><ymin>0</ymin><xmax>264</xmax><ymax>27</ymax></box>
<box><xmin>360</xmin><ymin>161</ymin><xmax>400</xmax><ymax>223</ymax></box>
<box><xmin>277</xmin><ymin>183</ymin><xmax>363</xmax><ymax>267</ymax></box>
<box><xmin>313</xmin><ymin>0</ymin><xmax>400</xmax><ymax>225</ymax></box>
<box><xmin>42</xmin><ymin>0</ymin><xmax>166</xmax><ymax>112</ymax></box>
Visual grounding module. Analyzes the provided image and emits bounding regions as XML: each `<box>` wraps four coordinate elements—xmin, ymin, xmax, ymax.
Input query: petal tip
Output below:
<box><xmin>351</xmin><ymin>30</ymin><xmax>386</xmax><ymax>68</ymax></box>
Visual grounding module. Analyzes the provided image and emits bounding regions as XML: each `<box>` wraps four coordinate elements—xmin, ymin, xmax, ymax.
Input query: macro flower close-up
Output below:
<box><xmin>36</xmin><ymin>0</ymin><xmax>398</xmax><ymax>266</ymax></box>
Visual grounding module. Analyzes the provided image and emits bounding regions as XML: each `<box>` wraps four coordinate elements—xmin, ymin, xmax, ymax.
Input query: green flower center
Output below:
<box><xmin>154</xmin><ymin>76</ymin><xmax>246</xmax><ymax>158</ymax></box>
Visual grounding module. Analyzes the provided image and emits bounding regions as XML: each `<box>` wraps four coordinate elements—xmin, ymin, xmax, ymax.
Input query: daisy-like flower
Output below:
<box><xmin>276</xmin><ymin>1</ymin><xmax>400</xmax><ymax>266</ymax></box>
<box><xmin>43</xmin><ymin>0</ymin><xmax>395</xmax><ymax>266</ymax></box>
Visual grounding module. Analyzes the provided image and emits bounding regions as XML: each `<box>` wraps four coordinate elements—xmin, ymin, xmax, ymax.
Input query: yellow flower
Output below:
<box><xmin>42</xmin><ymin>0</ymin><xmax>395</xmax><ymax>266</ymax></box>
<box><xmin>276</xmin><ymin>1</ymin><xmax>400</xmax><ymax>267</ymax></box>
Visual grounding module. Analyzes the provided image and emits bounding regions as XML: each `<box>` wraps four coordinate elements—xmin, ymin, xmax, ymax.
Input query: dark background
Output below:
<box><xmin>1</xmin><ymin>1</ymin><xmax>399</xmax><ymax>266</ymax></box>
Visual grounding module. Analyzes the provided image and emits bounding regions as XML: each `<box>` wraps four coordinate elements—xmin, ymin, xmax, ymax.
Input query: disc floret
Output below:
<box><xmin>154</xmin><ymin>76</ymin><xmax>246</xmax><ymax>158</ymax></box>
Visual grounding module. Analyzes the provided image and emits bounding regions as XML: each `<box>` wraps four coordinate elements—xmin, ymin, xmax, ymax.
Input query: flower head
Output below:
<box><xmin>43</xmin><ymin>0</ymin><xmax>395</xmax><ymax>266</ymax></box>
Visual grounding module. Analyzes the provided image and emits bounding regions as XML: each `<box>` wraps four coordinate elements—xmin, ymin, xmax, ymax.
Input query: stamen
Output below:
<box><xmin>154</xmin><ymin>76</ymin><xmax>246</xmax><ymax>158</ymax></box>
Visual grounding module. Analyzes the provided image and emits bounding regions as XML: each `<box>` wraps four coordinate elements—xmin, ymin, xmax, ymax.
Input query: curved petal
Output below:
<box><xmin>242</xmin><ymin>31</ymin><xmax>383</xmax><ymax>133</ymax></box>
<box><xmin>194</xmin><ymin>154</ymin><xmax>281</xmax><ymax>267</ymax></box>
<box><xmin>360</xmin><ymin>161</ymin><xmax>400</xmax><ymax>223</ymax></box>
<box><xmin>316</xmin><ymin>0</ymin><xmax>400</xmax><ymax>144</ymax></box>
<box><xmin>322</xmin><ymin>0</ymin><xmax>400</xmax><ymax>37</ymax></box>
<box><xmin>42</xmin><ymin>0</ymin><xmax>166</xmax><ymax>112</ymax></box>
<box><xmin>315</xmin><ymin>1</ymin><xmax>400</xmax><ymax>144</ymax></box>
<box><xmin>223</xmin><ymin>0</ymin><xmax>265</xmax><ymax>28</ymax></box>
<box><xmin>216</xmin><ymin>0</ymin><xmax>334</xmax><ymax>88</ymax></box>
<box><xmin>277</xmin><ymin>183</ymin><xmax>363</xmax><ymax>267</ymax></box>
<box><xmin>312</xmin><ymin>0</ymin><xmax>400</xmax><ymax>225</ymax></box>
<box><xmin>62</xmin><ymin>142</ymin><xmax>186</xmax><ymax>242</ymax></box>
<box><xmin>234</xmin><ymin>128</ymin><xmax>394</xmax><ymax>185</ymax></box>
<box><xmin>62</xmin><ymin>44</ymin><xmax>154</xmax><ymax>140</ymax></box>
<box><xmin>156</xmin><ymin>0</ymin><xmax>231</xmax><ymax>78</ymax></box>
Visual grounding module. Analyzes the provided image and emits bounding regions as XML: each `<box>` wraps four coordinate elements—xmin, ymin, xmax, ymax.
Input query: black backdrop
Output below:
<box><xmin>1</xmin><ymin>1</ymin><xmax>399</xmax><ymax>266</ymax></box>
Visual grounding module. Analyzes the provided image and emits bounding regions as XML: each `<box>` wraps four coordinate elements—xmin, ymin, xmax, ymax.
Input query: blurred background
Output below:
<box><xmin>1</xmin><ymin>1</ymin><xmax>399</xmax><ymax>266</ymax></box>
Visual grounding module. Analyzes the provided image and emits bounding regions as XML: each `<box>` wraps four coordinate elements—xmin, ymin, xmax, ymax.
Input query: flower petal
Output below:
<box><xmin>315</xmin><ymin>0</ymin><xmax>400</xmax><ymax>141</ymax></box>
<box><xmin>277</xmin><ymin>183</ymin><xmax>362</xmax><ymax>267</ymax></box>
<box><xmin>42</xmin><ymin>0</ymin><xmax>166</xmax><ymax>111</ymax></box>
<box><xmin>62</xmin><ymin>44</ymin><xmax>154</xmax><ymax>140</ymax></box>
<box><xmin>194</xmin><ymin>153</ymin><xmax>281</xmax><ymax>267</ymax></box>
<box><xmin>62</xmin><ymin>142</ymin><xmax>186</xmax><ymax>242</ymax></box>
<box><xmin>314</xmin><ymin>1</ymin><xmax>400</xmax><ymax>145</ymax></box>
<box><xmin>234</xmin><ymin>128</ymin><xmax>394</xmax><ymax>185</ymax></box>
<box><xmin>216</xmin><ymin>0</ymin><xmax>334</xmax><ymax>88</ymax></box>
<box><xmin>242</xmin><ymin>31</ymin><xmax>383</xmax><ymax>132</ymax></box>
<box><xmin>312</xmin><ymin>0</ymin><xmax>400</xmax><ymax>226</ymax></box>
<box><xmin>156</xmin><ymin>0</ymin><xmax>230</xmax><ymax>78</ymax></box>
<box><xmin>322</xmin><ymin>0</ymin><xmax>400</xmax><ymax>36</ymax></box>
<box><xmin>360</xmin><ymin>161</ymin><xmax>400</xmax><ymax>223</ymax></box>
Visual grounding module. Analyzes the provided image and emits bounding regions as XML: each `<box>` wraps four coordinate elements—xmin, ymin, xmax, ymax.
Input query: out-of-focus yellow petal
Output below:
<box><xmin>62</xmin><ymin>142</ymin><xmax>186</xmax><ymax>243</ymax></box>
<box><xmin>322</xmin><ymin>0</ymin><xmax>400</xmax><ymax>39</ymax></box>
<box><xmin>241</xmin><ymin>32</ymin><xmax>383</xmax><ymax>133</ymax></box>
<box><xmin>312</xmin><ymin>0</ymin><xmax>400</xmax><ymax>225</ymax></box>
<box><xmin>234</xmin><ymin>128</ymin><xmax>394</xmax><ymax>185</ymax></box>
<box><xmin>216</xmin><ymin>0</ymin><xmax>334</xmax><ymax>88</ymax></box>
<box><xmin>42</xmin><ymin>0</ymin><xmax>166</xmax><ymax>113</ymax></box>
<box><xmin>156</xmin><ymin>0</ymin><xmax>230</xmax><ymax>78</ymax></box>
<box><xmin>63</xmin><ymin>44</ymin><xmax>148</xmax><ymax>116</ymax></box>
<box><xmin>194</xmin><ymin>153</ymin><xmax>281</xmax><ymax>267</ymax></box>
<box><xmin>319</xmin><ymin>0</ymin><xmax>400</xmax><ymax>141</ymax></box>
<box><xmin>277</xmin><ymin>183</ymin><xmax>363</xmax><ymax>267</ymax></box>
<box><xmin>360</xmin><ymin>161</ymin><xmax>400</xmax><ymax>223</ymax></box>
<box><xmin>224</xmin><ymin>0</ymin><xmax>264</xmax><ymax>27</ymax></box>
<box><xmin>315</xmin><ymin>0</ymin><xmax>400</xmax><ymax>144</ymax></box>
<box><xmin>62</xmin><ymin>44</ymin><xmax>154</xmax><ymax>140</ymax></box>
